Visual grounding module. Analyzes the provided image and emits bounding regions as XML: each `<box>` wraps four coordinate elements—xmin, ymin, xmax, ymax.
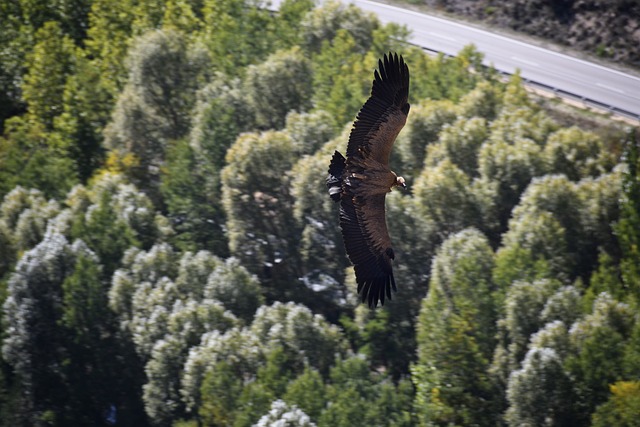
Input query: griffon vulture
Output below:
<box><xmin>326</xmin><ymin>52</ymin><xmax>410</xmax><ymax>308</ymax></box>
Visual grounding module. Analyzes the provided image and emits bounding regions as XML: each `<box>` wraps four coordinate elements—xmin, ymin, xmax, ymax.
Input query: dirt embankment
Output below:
<box><xmin>418</xmin><ymin>0</ymin><xmax>640</xmax><ymax>68</ymax></box>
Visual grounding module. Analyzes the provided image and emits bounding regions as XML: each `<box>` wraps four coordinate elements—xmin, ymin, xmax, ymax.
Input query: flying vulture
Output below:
<box><xmin>326</xmin><ymin>52</ymin><xmax>410</xmax><ymax>308</ymax></box>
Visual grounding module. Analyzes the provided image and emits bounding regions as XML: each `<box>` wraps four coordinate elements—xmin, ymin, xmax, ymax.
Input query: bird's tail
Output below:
<box><xmin>327</xmin><ymin>151</ymin><xmax>346</xmax><ymax>202</ymax></box>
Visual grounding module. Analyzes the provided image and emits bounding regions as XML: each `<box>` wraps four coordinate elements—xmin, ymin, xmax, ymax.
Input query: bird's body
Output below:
<box><xmin>326</xmin><ymin>52</ymin><xmax>410</xmax><ymax>308</ymax></box>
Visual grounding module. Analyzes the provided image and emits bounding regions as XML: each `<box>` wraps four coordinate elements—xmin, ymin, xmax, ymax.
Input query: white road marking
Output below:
<box><xmin>596</xmin><ymin>82</ymin><xmax>625</xmax><ymax>94</ymax></box>
<box><xmin>511</xmin><ymin>56</ymin><xmax>540</xmax><ymax>67</ymax></box>
<box><xmin>428</xmin><ymin>31</ymin><xmax>457</xmax><ymax>42</ymax></box>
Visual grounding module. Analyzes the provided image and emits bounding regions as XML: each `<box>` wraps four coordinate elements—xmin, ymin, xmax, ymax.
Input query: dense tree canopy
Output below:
<box><xmin>0</xmin><ymin>0</ymin><xmax>637</xmax><ymax>425</ymax></box>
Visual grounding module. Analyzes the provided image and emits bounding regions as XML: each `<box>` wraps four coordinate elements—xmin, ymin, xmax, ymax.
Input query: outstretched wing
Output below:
<box><xmin>340</xmin><ymin>189</ymin><xmax>397</xmax><ymax>308</ymax></box>
<box><xmin>346</xmin><ymin>52</ymin><xmax>410</xmax><ymax>166</ymax></box>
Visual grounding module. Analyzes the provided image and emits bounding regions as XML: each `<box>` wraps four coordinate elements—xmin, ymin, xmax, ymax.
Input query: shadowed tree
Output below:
<box><xmin>566</xmin><ymin>293</ymin><xmax>636</xmax><ymax>425</ymax></box>
<box><xmin>3</xmin><ymin>233</ymin><xmax>147</xmax><ymax>425</ymax></box>
<box><xmin>489</xmin><ymin>278</ymin><xmax>561</xmax><ymax>390</ymax></box>
<box><xmin>505</xmin><ymin>347</ymin><xmax>575</xmax><ymax>426</ymax></box>
<box><xmin>104</xmin><ymin>29</ymin><xmax>207</xmax><ymax>199</ymax></box>
<box><xmin>161</xmin><ymin>76</ymin><xmax>252</xmax><ymax>255</ymax></box>
<box><xmin>476</xmin><ymin>135</ymin><xmax>546</xmax><ymax>235</ymax></box>
<box><xmin>615</xmin><ymin>130</ymin><xmax>640</xmax><ymax>302</ymax></box>
<box><xmin>221</xmin><ymin>130</ymin><xmax>305</xmax><ymax>300</ymax></box>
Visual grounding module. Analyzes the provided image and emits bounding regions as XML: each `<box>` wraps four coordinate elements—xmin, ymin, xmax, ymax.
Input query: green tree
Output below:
<box><xmin>143</xmin><ymin>301</ymin><xmax>238</xmax><ymax>425</ymax></box>
<box><xmin>2</xmin><ymin>232</ymin><xmax>146</xmax><ymax>425</ymax></box>
<box><xmin>255</xmin><ymin>400</ymin><xmax>316</xmax><ymax>427</ymax></box>
<box><xmin>21</xmin><ymin>21</ymin><xmax>76</xmax><ymax>131</ymax></box>
<box><xmin>244</xmin><ymin>47</ymin><xmax>313</xmax><ymax>129</ymax></box>
<box><xmin>61</xmin><ymin>250</ymin><xmax>148</xmax><ymax>425</ymax></box>
<box><xmin>284</xmin><ymin>367</ymin><xmax>327</xmax><ymax>421</ymax></box>
<box><xmin>301</xmin><ymin>1</ymin><xmax>379</xmax><ymax>53</ymax></box>
<box><xmin>161</xmin><ymin>76</ymin><xmax>251</xmax><ymax>255</ymax></box>
<box><xmin>84</xmin><ymin>0</ymin><xmax>137</xmax><ymax>96</ymax></box>
<box><xmin>274</xmin><ymin>0</ymin><xmax>316</xmax><ymax>49</ymax></box>
<box><xmin>414</xmin><ymin>228</ymin><xmax>500</xmax><ymax>426</ymax></box>
<box><xmin>437</xmin><ymin>116</ymin><xmax>488</xmax><ymax>177</ymax></box>
<box><xmin>69</xmin><ymin>173</ymin><xmax>166</xmax><ymax>276</ymax></box>
<box><xmin>290</xmin><ymin>135</ymin><xmax>351</xmax><ymax>313</ymax></box>
<box><xmin>489</xmin><ymin>278</ymin><xmax>561</xmax><ymax>390</ymax></box>
<box><xmin>393</xmin><ymin>99</ymin><xmax>458</xmax><ymax>178</ymax></box>
<box><xmin>567</xmin><ymin>293</ymin><xmax>636</xmax><ymax>424</ymax></box>
<box><xmin>0</xmin><ymin>118</ymin><xmax>78</xmax><ymax>200</ymax></box>
<box><xmin>457</xmin><ymin>79</ymin><xmax>503</xmax><ymax>121</ymax></box>
<box><xmin>183</xmin><ymin>328</ymin><xmax>262</xmax><ymax>421</ymax></box>
<box><xmin>501</xmin><ymin>174</ymin><xmax>586</xmax><ymax>280</ymax></box>
<box><xmin>221</xmin><ymin>131</ymin><xmax>304</xmax><ymax>300</ymax></box>
<box><xmin>285</xmin><ymin>110</ymin><xmax>337</xmax><ymax>155</ymax></box>
<box><xmin>476</xmin><ymin>136</ymin><xmax>546</xmax><ymax>235</ymax></box>
<box><xmin>104</xmin><ymin>29</ymin><xmax>206</xmax><ymax>199</ymax></box>
<box><xmin>204</xmin><ymin>257</ymin><xmax>263</xmax><ymax>323</ymax></box>
<box><xmin>543</xmin><ymin>126</ymin><xmax>613</xmax><ymax>181</ymax></box>
<box><xmin>615</xmin><ymin>129</ymin><xmax>640</xmax><ymax>303</ymax></box>
<box><xmin>199</xmin><ymin>0</ymin><xmax>277</xmax><ymax>74</ymax></box>
<box><xmin>0</xmin><ymin>186</ymin><xmax>60</xmax><ymax>253</ymax></box>
<box><xmin>592</xmin><ymin>381</ymin><xmax>640</xmax><ymax>427</ymax></box>
<box><xmin>249</xmin><ymin>302</ymin><xmax>347</xmax><ymax>376</ymax></box>
<box><xmin>319</xmin><ymin>355</ymin><xmax>414</xmax><ymax>427</ymax></box>
<box><xmin>52</xmin><ymin>52</ymin><xmax>112</xmax><ymax>181</ymax></box>
<box><xmin>413</xmin><ymin>159</ymin><xmax>481</xmax><ymax>239</ymax></box>
<box><xmin>505</xmin><ymin>347</ymin><xmax>575</xmax><ymax>426</ymax></box>
<box><xmin>311</xmin><ymin>30</ymin><xmax>379</xmax><ymax>127</ymax></box>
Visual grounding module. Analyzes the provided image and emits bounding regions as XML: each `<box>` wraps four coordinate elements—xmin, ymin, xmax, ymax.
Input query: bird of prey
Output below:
<box><xmin>326</xmin><ymin>52</ymin><xmax>410</xmax><ymax>308</ymax></box>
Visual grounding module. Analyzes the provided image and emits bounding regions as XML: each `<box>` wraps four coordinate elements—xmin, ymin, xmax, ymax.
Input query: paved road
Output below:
<box><xmin>350</xmin><ymin>0</ymin><xmax>640</xmax><ymax>119</ymax></box>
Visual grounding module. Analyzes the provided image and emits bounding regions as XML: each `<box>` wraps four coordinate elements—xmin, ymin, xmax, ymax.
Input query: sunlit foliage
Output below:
<box><xmin>0</xmin><ymin>0</ymin><xmax>636</xmax><ymax>425</ymax></box>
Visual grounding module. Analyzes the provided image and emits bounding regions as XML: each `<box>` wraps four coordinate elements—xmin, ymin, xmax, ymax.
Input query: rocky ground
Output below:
<box><xmin>414</xmin><ymin>0</ymin><xmax>640</xmax><ymax>68</ymax></box>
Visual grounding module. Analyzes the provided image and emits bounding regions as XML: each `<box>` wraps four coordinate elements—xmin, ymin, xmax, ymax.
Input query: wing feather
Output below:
<box><xmin>340</xmin><ymin>191</ymin><xmax>396</xmax><ymax>308</ymax></box>
<box><xmin>346</xmin><ymin>53</ymin><xmax>410</xmax><ymax>165</ymax></box>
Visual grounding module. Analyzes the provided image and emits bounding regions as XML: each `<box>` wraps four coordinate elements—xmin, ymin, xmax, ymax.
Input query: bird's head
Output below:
<box><xmin>395</xmin><ymin>176</ymin><xmax>407</xmax><ymax>190</ymax></box>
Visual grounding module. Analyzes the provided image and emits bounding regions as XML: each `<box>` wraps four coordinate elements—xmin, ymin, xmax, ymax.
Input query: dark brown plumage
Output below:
<box><xmin>326</xmin><ymin>52</ymin><xmax>410</xmax><ymax>308</ymax></box>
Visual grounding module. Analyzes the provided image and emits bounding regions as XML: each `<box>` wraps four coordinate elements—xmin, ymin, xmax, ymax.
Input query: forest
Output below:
<box><xmin>0</xmin><ymin>0</ymin><xmax>639</xmax><ymax>426</ymax></box>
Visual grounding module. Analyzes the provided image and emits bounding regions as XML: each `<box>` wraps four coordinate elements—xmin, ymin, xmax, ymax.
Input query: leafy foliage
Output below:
<box><xmin>0</xmin><ymin>1</ymin><xmax>636</xmax><ymax>425</ymax></box>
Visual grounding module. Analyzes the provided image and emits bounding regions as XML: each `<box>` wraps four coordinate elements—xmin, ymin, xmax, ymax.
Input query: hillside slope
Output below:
<box><xmin>417</xmin><ymin>0</ymin><xmax>640</xmax><ymax>67</ymax></box>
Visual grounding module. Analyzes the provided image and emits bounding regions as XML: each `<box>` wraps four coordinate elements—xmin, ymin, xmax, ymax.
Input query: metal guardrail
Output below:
<box><xmin>522</xmin><ymin>76</ymin><xmax>640</xmax><ymax>122</ymax></box>
<box><xmin>418</xmin><ymin>44</ymin><xmax>640</xmax><ymax>122</ymax></box>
